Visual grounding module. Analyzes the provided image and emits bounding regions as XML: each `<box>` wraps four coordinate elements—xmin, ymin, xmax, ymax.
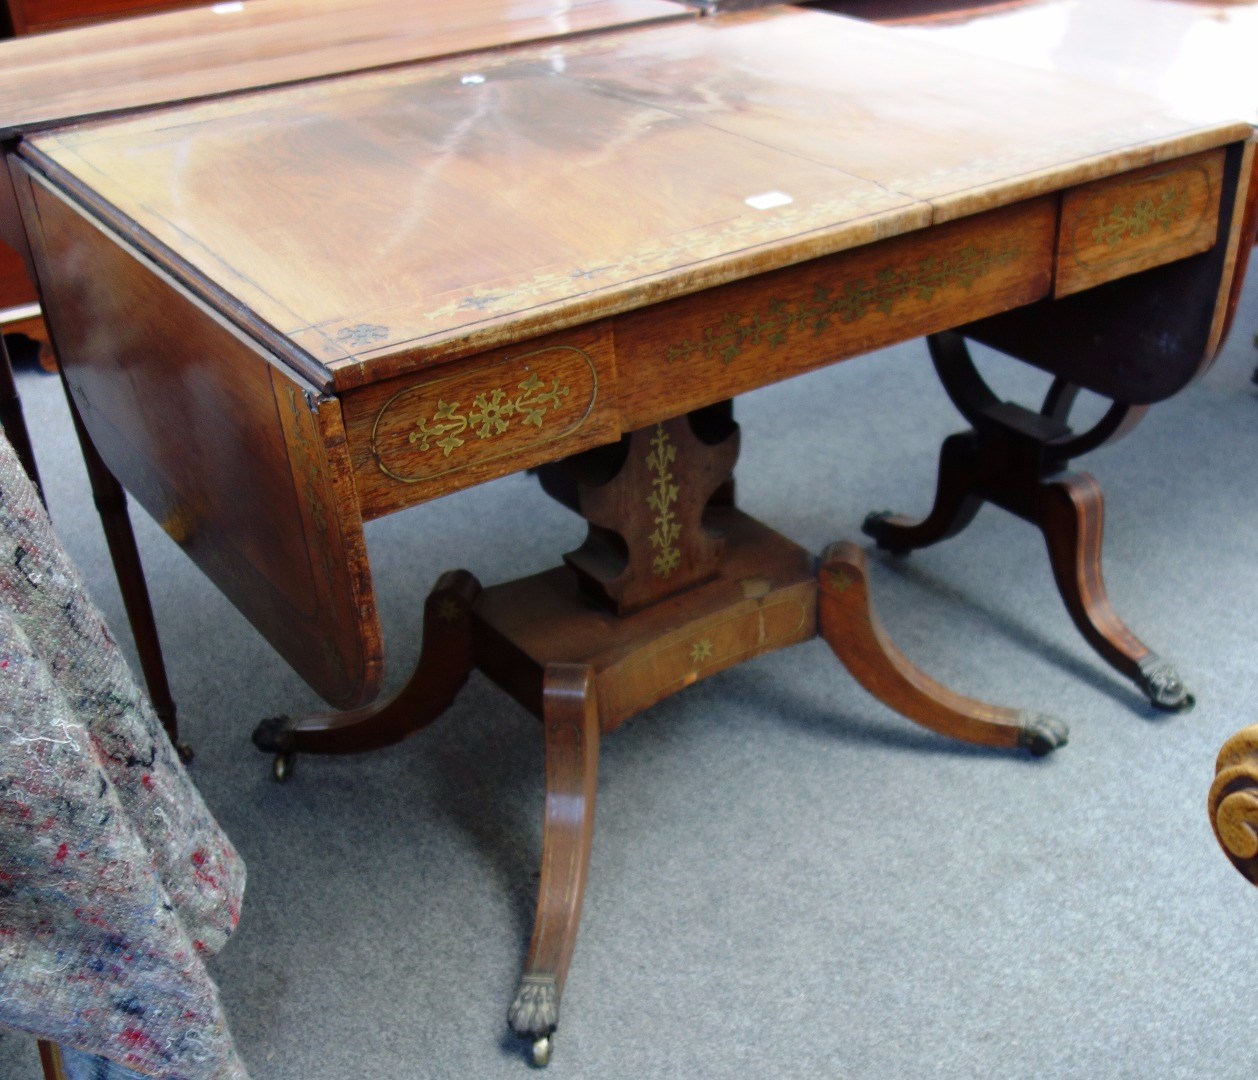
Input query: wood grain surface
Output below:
<box><xmin>25</xmin><ymin>8</ymin><xmax>1250</xmax><ymax>393</ymax></box>
<box><xmin>16</xmin><ymin>162</ymin><xmax>383</xmax><ymax>708</ymax></box>
<box><xmin>0</xmin><ymin>0</ymin><xmax>689</xmax><ymax>136</ymax></box>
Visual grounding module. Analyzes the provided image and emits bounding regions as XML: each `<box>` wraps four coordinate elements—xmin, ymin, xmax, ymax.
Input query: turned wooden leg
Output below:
<box><xmin>862</xmin><ymin>431</ymin><xmax>984</xmax><ymax>555</ymax></box>
<box><xmin>66</xmin><ymin>398</ymin><xmax>187</xmax><ymax>756</ymax></box>
<box><xmin>1038</xmin><ymin>473</ymin><xmax>1192</xmax><ymax>712</ymax></box>
<box><xmin>818</xmin><ymin>542</ymin><xmax>1067</xmax><ymax>755</ymax></box>
<box><xmin>508</xmin><ymin>664</ymin><xmax>600</xmax><ymax>1067</ymax></box>
<box><xmin>252</xmin><ymin>570</ymin><xmax>480</xmax><ymax>779</ymax></box>
<box><xmin>1210</xmin><ymin>725</ymin><xmax>1258</xmax><ymax>887</ymax></box>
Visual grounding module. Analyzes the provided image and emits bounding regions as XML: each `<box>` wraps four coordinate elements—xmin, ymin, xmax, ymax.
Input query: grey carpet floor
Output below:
<box><xmin>3</xmin><ymin>277</ymin><xmax>1257</xmax><ymax>1079</ymax></box>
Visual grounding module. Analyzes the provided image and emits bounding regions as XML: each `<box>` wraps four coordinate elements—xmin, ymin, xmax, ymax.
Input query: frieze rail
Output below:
<box><xmin>664</xmin><ymin>243</ymin><xmax>1021</xmax><ymax>366</ymax></box>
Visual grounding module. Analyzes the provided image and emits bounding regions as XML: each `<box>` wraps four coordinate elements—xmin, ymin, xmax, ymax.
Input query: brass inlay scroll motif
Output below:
<box><xmin>1090</xmin><ymin>185</ymin><xmax>1190</xmax><ymax>250</ymax></box>
<box><xmin>664</xmin><ymin>244</ymin><xmax>1020</xmax><ymax>366</ymax></box>
<box><xmin>647</xmin><ymin>424</ymin><xmax>681</xmax><ymax>579</ymax></box>
<box><xmin>370</xmin><ymin>346</ymin><xmax>598</xmax><ymax>486</ymax></box>
<box><xmin>409</xmin><ymin>373</ymin><xmax>571</xmax><ymax>458</ymax></box>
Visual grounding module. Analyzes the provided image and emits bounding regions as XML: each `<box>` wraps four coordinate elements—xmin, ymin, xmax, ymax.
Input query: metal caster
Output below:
<box><xmin>175</xmin><ymin>742</ymin><xmax>195</xmax><ymax>765</ymax></box>
<box><xmin>531</xmin><ymin>1036</ymin><xmax>552</xmax><ymax>1067</ymax></box>
<box><xmin>1017</xmin><ymin>714</ymin><xmax>1069</xmax><ymax>757</ymax></box>
<box><xmin>272</xmin><ymin>751</ymin><xmax>294</xmax><ymax>783</ymax></box>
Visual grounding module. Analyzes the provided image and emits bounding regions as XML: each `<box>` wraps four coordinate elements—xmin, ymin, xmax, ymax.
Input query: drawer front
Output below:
<box><xmin>1055</xmin><ymin>149</ymin><xmax>1224</xmax><ymax>298</ymax></box>
<box><xmin>614</xmin><ymin>198</ymin><xmax>1056</xmax><ymax>430</ymax></box>
<box><xmin>342</xmin><ymin>322</ymin><xmax>619</xmax><ymax>518</ymax></box>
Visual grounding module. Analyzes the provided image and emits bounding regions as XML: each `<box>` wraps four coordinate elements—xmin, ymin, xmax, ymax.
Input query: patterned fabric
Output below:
<box><xmin>62</xmin><ymin>1044</ymin><xmax>154</xmax><ymax>1080</ymax></box>
<box><xmin>0</xmin><ymin>431</ymin><xmax>249</xmax><ymax>1080</ymax></box>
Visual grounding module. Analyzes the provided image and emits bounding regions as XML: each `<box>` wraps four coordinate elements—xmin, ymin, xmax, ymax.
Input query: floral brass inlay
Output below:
<box><xmin>647</xmin><ymin>424</ymin><xmax>681</xmax><ymax>579</ymax></box>
<box><xmin>336</xmin><ymin>323</ymin><xmax>389</xmax><ymax>347</ymax></box>
<box><xmin>664</xmin><ymin>244</ymin><xmax>1020</xmax><ymax>366</ymax></box>
<box><xmin>1089</xmin><ymin>185</ymin><xmax>1190</xmax><ymax>250</ymax></box>
<box><xmin>409</xmin><ymin>373</ymin><xmax>570</xmax><ymax>459</ymax></box>
<box><xmin>371</xmin><ymin>346</ymin><xmax>599</xmax><ymax>487</ymax></box>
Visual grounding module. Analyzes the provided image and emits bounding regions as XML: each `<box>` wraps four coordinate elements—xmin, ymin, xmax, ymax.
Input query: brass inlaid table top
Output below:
<box><xmin>16</xmin><ymin>5</ymin><xmax>1252</xmax><ymax>707</ymax></box>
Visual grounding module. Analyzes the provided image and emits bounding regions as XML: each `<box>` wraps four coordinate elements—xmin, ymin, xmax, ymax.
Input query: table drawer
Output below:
<box><xmin>342</xmin><ymin>322</ymin><xmax>620</xmax><ymax>519</ymax></box>
<box><xmin>1055</xmin><ymin>149</ymin><xmax>1224</xmax><ymax>298</ymax></box>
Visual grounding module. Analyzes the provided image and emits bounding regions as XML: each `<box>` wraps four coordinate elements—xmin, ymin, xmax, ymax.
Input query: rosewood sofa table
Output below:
<box><xmin>12</xmin><ymin>6</ymin><xmax>1253</xmax><ymax>1064</ymax></box>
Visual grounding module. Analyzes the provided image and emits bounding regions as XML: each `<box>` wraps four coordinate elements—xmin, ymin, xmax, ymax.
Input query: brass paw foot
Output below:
<box><xmin>1016</xmin><ymin>713</ymin><xmax>1069</xmax><ymax>756</ymax></box>
<box><xmin>252</xmin><ymin>715</ymin><xmax>297</xmax><ymax>782</ymax></box>
<box><xmin>509</xmin><ymin>975</ymin><xmax>558</xmax><ymax>1065</ymax></box>
<box><xmin>1137</xmin><ymin>654</ymin><xmax>1194</xmax><ymax>712</ymax></box>
<box><xmin>252</xmin><ymin>714</ymin><xmax>296</xmax><ymax>753</ymax></box>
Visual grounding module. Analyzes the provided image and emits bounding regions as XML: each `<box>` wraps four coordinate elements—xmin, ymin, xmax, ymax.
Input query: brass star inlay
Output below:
<box><xmin>690</xmin><ymin>639</ymin><xmax>714</xmax><ymax>666</ymax></box>
<box><xmin>825</xmin><ymin>568</ymin><xmax>853</xmax><ymax>593</ymax></box>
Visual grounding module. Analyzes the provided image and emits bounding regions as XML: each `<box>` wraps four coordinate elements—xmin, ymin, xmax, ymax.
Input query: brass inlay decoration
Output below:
<box><xmin>665</xmin><ymin>243</ymin><xmax>1021</xmax><ymax>366</ymax></box>
<box><xmin>825</xmin><ymin>567</ymin><xmax>853</xmax><ymax>593</ymax></box>
<box><xmin>690</xmin><ymin>638</ymin><xmax>714</xmax><ymax>666</ymax></box>
<box><xmin>370</xmin><ymin>346</ymin><xmax>599</xmax><ymax>486</ymax></box>
<box><xmin>336</xmin><ymin>323</ymin><xmax>389</xmax><ymax>347</ymax></box>
<box><xmin>610</xmin><ymin>597</ymin><xmax>813</xmax><ymax>720</ymax></box>
<box><xmin>409</xmin><ymin>373</ymin><xmax>571</xmax><ymax>458</ymax></box>
<box><xmin>1089</xmin><ymin>185</ymin><xmax>1190</xmax><ymax>250</ymax></box>
<box><xmin>647</xmin><ymin>424</ymin><xmax>681</xmax><ymax>578</ymax></box>
<box><xmin>436</xmin><ymin>598</ymin><xmax>463</xmax><ymax>624</ymax></box>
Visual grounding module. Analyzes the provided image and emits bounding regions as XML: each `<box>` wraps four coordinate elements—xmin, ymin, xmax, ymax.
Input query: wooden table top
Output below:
<box><xmin>822</xmin><ymin>0</ymin><xmax>1258</xmax><ymax>125</ymax></box>
<box><xmin>17</xmin><ymin>5</ymin><xmax>1254</xmax><ymax>707</ymax></box>
<box><xmin>0</xmin><ymin>0</ymin><xmax>690</xmax><ymax>138</ymax></box>
<box><xmin>27</xmin><ymin>6</ymin><xmax>1251</xmax><ymax>394</ymax></box>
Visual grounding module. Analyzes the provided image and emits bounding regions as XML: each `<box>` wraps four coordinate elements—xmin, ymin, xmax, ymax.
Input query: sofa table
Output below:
<box><xmin>12</xmin><ymin>5</ymin><xmax>1253</xmax><ymax>1063</ymax></box>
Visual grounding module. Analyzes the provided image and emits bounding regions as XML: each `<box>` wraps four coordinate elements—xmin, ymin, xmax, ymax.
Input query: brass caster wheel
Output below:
<box><xmin>531</xmin><ymin>1036</ymin><xmax>552</xmax><ymax>1068</ymax></box>
<box><xmin>272</xmin><ymin>751</ymin><xmax>294</xmax><ymax>783</ymax></box>
<box><xmin>175</xmin><ymin>742</ymin><xmax>194</xmax><ymax>765</ymax></box>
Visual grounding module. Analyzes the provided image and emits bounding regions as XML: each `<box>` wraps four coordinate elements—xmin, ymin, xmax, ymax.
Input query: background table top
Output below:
<box><xmin>27</xmin><ymin>7</ymin><xmax>1250</xmax><ymax>390</ymax></box>
<box><xmin>822</xmin><ymin>0</ymin><xmax>1258</xmax><ymax>125</ymax></box>
<box><xmin>0</xmin><ymin>0</ymin><xmax>690</xmax><ymax>138</ymax></box>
